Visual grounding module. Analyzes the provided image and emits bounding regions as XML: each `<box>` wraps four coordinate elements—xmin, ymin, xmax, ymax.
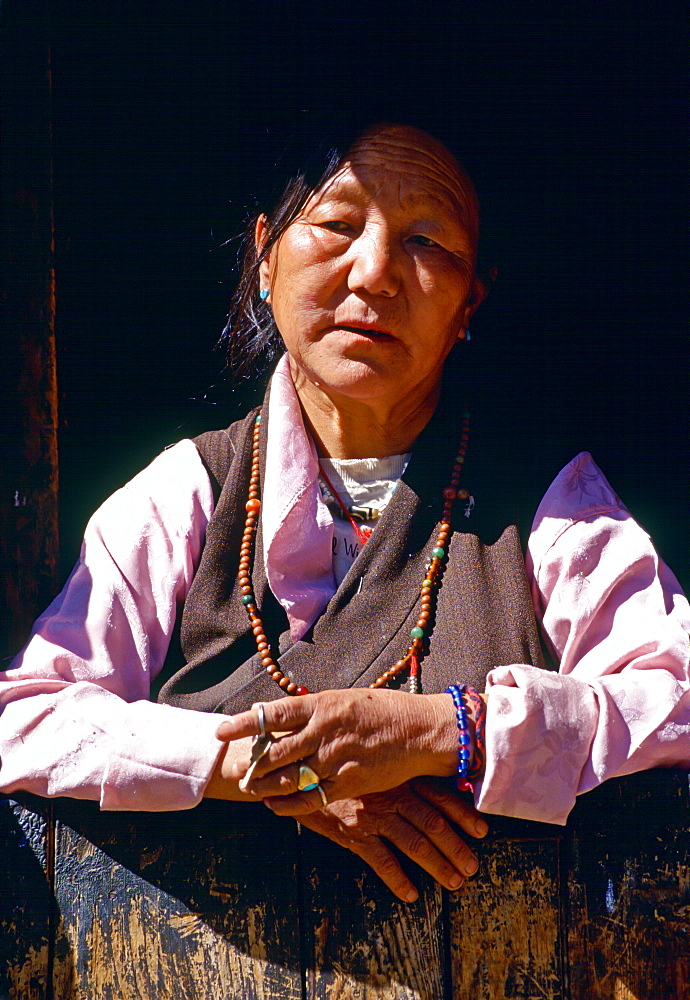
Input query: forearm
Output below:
<box><xmin>411</xmin><ymin>691</ymin><xmax>484</xmax><ymax>781</ymax></box>
<box><xmin>203</xmin><ymin>735</ymin><xmax>263</xmax><ymax>801</ymax></box>
<box><xmin>0</xmin><ymin>684</ymin><xmax>228</xmax><ymax>811</ymax></box>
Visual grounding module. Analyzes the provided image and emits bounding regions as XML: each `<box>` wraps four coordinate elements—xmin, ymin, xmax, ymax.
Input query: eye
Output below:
<box><xmin>320</xmin><ymin>220</ymin><xmax>352</xmax><ymax>233</ymax></box>
<box><xmin>409</xmin><ymin>234</ymin><xmax>440</xmax><ymax>248</ymax></box>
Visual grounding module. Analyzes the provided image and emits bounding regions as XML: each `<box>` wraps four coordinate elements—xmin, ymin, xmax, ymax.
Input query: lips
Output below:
<box><xmin>330</xmin><ymin>323</ymin><xmax>394</xmax><ymax>339</ymax></box>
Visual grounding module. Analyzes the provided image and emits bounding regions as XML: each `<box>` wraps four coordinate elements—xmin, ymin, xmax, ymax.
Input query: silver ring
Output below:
<box><xmin>316</xmin><ymin>784</ymin><xmax>328</xmax><ymax>808</ymax></box>
<box><xmin>256</xmin><ymin>702</ymin><xmax>266</xmax><ymax>739</ymax></box>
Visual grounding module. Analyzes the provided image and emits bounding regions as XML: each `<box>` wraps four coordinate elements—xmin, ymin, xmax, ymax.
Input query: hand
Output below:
<box><xmin>203</xmin><ymin>735</ymin><xmax>274</xmax><ymax>801</ymax></box>
<box><xmin>216</xmin><ymin>688</ymin><xmax>459</xmax><ymax>814</ymax></box>
<box><xmin>297</xmin><ymin>778</ymin><xmax>489</xmax><ymax>902</ymax></box>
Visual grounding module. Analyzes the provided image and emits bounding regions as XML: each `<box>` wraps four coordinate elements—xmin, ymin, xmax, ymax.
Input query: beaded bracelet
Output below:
<box><xmin>463</xmin><ymin>685</ymin><xmax>486</xmax><ymax>782</ymax></box>
<box><xmin>445</xmin><ymin>685</ymin><xmax>474</xmax><ymax>789</ymax></box>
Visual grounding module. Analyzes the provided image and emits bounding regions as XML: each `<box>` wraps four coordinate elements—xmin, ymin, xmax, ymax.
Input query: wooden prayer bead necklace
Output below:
<box><xmin>238</xmin><ymin>409</ymin><xmax>471</xmax><ymax>696</ymax></box>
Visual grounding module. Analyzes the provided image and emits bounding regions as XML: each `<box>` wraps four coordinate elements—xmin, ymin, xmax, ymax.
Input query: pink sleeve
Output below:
<box><xmin>475</xmin><ymin>452</ymin><xmax>690</xmax><ymax>825</ymax></box>
<box><xmin>0</xmin><ymin>440</ymin><xmax>227</xmax><ymax>811</ymax></box>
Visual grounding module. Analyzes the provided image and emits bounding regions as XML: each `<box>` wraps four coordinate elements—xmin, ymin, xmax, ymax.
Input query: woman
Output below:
<box><xmin>2</xmin><ymin>123</ymin><xmax>689</xmax><ymax>904</ymax></box>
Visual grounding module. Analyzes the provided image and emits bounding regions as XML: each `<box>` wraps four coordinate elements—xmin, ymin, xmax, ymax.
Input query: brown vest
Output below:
<box><xmin>158</xmin><ymin>385</ymin><xmax>547</xmax><ymax>714</ymax></box>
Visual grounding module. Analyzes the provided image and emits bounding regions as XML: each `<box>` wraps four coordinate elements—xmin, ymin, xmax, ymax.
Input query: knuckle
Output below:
<box><xmin>426</xmin><ymin>784</ymin><xmax>450</xmax><ymax>804</ymax></box>
<box><xmin>451</xmin><ymin>841</ymin><xmax>473</xmax><ymax>866</ymax></box>
<box><xmin>276</xmin><ymin>771</ymin><xmax>299</xmax><ymax>794</ymax></box>
<box><xmin>407</xmin><ymin>833</ymin><xmax>433</xmax><ymax>860</ymax></box>
<box><xmin>268</xmin><ymin>738</ymin><xmax>293</xmax><ymax>765</ymax></box>
<box><xmin>372</xmin><ymin>851</ymin><xmax>403</xmax><ymax>879</ymax></box>
<box><xmin>421</xmin><ymin>811</ymin><xmax>448</xmax><ymax>836</ymax></box>
<box><xmin>270</xmin><ymin>701</ymin><xmax>295</xmax><ymax>728</ymax></box>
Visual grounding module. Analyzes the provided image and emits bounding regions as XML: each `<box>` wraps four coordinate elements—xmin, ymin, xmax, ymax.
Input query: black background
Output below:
<box><xmin>5</xmin><ymin>0</ymin><xmax>689</xmax><ymax>587</ymax></box>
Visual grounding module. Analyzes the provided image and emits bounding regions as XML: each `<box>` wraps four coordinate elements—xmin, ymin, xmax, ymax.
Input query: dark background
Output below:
<box><xmin>5</xmin><ymin>0</ymin><xmax>689</xmax><ymax>587</ymax></box>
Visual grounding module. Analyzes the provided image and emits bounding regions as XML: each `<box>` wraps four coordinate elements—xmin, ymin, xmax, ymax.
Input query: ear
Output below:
<box><xmin>461</xmin><ymin>271</ymin><xmax>492</xmax><ymax>328</ymax></box>
<box><xmin>255</xmin><ymin>214</ymin><xmax>272</xmax><ymax>292</ymax></box>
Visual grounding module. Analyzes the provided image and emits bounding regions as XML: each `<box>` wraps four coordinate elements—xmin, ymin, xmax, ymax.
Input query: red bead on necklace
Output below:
<box><xmin>238</xmin><ymin>409</ymin><xmax>471</xmax><ymax>695</ymax></box>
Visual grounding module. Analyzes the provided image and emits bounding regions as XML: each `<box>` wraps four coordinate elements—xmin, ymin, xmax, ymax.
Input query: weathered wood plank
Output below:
<box><xmin>0</xmin><ymin>797</ymin><xmax>53</xmax><ymax>1000</ymax></box>
<box><xmin>450</xmin><ymin>821</ymin><xmax>564</xmax><ymax>1000</ymax></box>
<box><xmin>51</xmin><ymin>799</ymin><xmax>302</xmax><ymax>1000</ymax></box>
<box><xmin>565</xmin><ymin>770</ymin><xmax>690</xmax><ymax>1000</ymax></box>
<box><xmin>299</xmin><ymin>826</ymin><xmax>446</xmax><ymax>999</ymax></box>
<box><xmin>7</xmin><ymin>772</ymin><xmax>689</xmax><ymax>998</ymax></box>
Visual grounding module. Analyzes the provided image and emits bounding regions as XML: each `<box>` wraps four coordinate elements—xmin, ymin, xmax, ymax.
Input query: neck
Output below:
<box><xmin>289</xmin><ymin>360</ymin><xmax>441</xmax><ymax>459</ymax></box>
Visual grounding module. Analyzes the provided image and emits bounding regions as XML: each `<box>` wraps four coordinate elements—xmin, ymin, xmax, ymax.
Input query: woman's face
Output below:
<box><xmin>258</xmin><ymin>126</ymin><xmax>484</xmax><ymax>411</ymax></box>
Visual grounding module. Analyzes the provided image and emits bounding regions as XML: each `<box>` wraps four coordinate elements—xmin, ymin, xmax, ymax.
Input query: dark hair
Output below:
<box><xmin>219</xmin><ymin>119</ymin><xmax>482</xmax><ymax>381</ymax></box>
<box><xmin>219</xmin><ymin>148</ymin><xmax>343</xmax><ymax>380</ymax></box>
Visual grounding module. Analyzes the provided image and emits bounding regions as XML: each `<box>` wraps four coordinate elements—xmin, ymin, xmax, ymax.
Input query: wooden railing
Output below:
<box><xmin>2</xmin><ymin>770</ymin><xmax>689</xmax><ymax>999</ymax></box>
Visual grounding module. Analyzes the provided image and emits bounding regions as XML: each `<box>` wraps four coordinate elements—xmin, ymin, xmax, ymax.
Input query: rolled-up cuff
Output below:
<box><xmin>474</xmin><ymin>665</ymin><xmax>598</xmax><ymax>826</ymax></box>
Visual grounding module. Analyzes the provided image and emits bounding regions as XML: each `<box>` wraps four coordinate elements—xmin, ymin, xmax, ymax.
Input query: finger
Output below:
<box><xmin>412</xmin><ymin>778</ymin><xmax>489</xmax><ymax>839</ymax></box>
<box><xmin>396</xmin><ymin>795</ymin><xmax>479</xmax><ymax>878</ymax></box>
<box><xmin>348</xmin><ymin>838</ymin><xmax>420</xmax><ymax>903</ymax></box>
<box><xmin>378</xmin><ymin>812</ymin><xmax>469</xmax><ymax>891</ymax></box>
<box><xmin>237</xmin><ymin>720</ymin><xmax>333</xmax><ymax>783</ymax></box>
<box><xmin>264</xmin><ymin>788</ymin><xmax>328</xmax><ymax>816</ymax></box>
<box><xmin>216</xmin><ymin>695</ymin><xmax>316</xmax><ymax>741</ymax></box>
<box><xmin>246</xmin><ymin>761</ymin><xmax>329</xmax><ymax>809</ymax></box>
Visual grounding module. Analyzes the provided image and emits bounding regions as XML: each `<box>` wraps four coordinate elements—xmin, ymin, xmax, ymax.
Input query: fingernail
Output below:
<box><xmin>474</xmin><ymin>818</ymin><xmax>489</xmax><ymax>837</ymax></box>
<box><xmin>405</xmin><ymin>888</ymin><xmax>419</xmax><ymax>903</ymax></box>
<box><xmin>448</xmin><ymin>873</ymin><xmax>464</xmax><ymax>890</ymax></box>
<box><xmin>464</xmin><ymin>856</ymin><xmax>479</xmax><ymax>876</ymax></box>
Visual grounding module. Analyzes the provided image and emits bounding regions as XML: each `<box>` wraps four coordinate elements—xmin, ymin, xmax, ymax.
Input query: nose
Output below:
<box><xmin>347</xmin><ymin>224</ymin><xmax>400</xmax><ymax>298</ymax></box>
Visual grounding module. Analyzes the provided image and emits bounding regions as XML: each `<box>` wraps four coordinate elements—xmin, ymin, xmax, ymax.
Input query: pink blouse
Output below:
<box><xmin>1</xmin><ymin>364</ymin><xmax>689</xmax><ymax>823</ymax></box>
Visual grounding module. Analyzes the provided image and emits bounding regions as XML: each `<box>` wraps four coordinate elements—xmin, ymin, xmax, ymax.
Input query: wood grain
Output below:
<box><xmin>51</xmin><ymin>799</ymin><xmax>302</xmax><ymax>1000</ymax></box>
<box><xmin>300</xmin><ymin>826</ymin><xmax>446</xmax><ymax>999</ymax></box>
<box><xmin>450</xmin><ymin>829</ymin><xmax>564</xmax><ymax>999</ymax></box>
<box><xmin>565</xmin><ymin>771</ymin><xmax>690</xmax><ymax>1000</ymax></box>
<box><xmin>3</xmin><ymin>774</ymin><xmax>689</xmax><ymax>999</ymax></box>
<box><xmin>0</xmin><ymin>797</ymin><xmax>53</xmax><ymax>1000</ymax></box>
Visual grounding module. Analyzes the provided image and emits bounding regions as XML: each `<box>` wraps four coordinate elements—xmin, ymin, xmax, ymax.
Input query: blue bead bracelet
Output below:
<box><xmin>445</xmin><ymin>684</ymin><xmax>474</xmax><ymax>787</ymax></box>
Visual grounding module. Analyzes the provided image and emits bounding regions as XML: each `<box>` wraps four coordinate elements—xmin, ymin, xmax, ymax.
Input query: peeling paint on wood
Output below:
<box><xmin>50</xmin><ymin>799</ymin><xmax>302</xmax><ymax>999</ymax></box>
<box><xmin>302</xmin><ymin>827</ymin><xmax>446</xmax><ymax>999</ymax></box>
<box><xmin>565</xmin><ymin>771</ymin><xmax>690</xmax><ymax>1000</ymax></box>
<box><xmin>2</xmin><ymin>774</ymin><xmax>689</xmax><ymax>999</ymax></box>
<box><xmin>0</xmin><ymin>798</ymin><xmax>52</xmax><ymax>1000</ymax></box>
<box><xmin>451</xmin><ymin>836</ymin><xmax>563</xmax><ymax>999</ymax></box>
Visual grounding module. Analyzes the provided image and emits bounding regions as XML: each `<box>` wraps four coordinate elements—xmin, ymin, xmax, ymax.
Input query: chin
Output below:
<box><xmin>315</xmin><ymin>359</ymin><xmax>396</xmax><ymax>400</ymax></box>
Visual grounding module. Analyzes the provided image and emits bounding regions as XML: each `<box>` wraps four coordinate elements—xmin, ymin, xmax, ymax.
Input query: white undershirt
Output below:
<box><xmin>318</xmin><ymin>453</ymin><xmax>410</xmax><ymax>585</ymax></box>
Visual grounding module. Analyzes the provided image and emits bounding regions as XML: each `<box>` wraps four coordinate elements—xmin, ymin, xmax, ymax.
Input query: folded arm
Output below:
<box><xmin>476</xmin><ymin>453</ymin><xmax>690</xmax><ymax>823</ymax></box>
<box><xmin>0</xmin><ymin>441</ymin><xmax>231</xmax><ymax>811</ymax></box>
<box><xmin>219</xmin><ymin>454</ymin><xmax>690</xmax><ymax>825</ymax></box>
<box><xmin>0</xmin><ymin>442</ymin><xmax>485</xmax><ymax>900</ymax></box>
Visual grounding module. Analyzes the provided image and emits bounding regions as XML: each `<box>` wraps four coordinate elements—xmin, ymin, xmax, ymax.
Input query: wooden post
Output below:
<box><xmin>0</xmin><ymin>5</ymin><xmax>59</xmax><ymax>658</ymax></box>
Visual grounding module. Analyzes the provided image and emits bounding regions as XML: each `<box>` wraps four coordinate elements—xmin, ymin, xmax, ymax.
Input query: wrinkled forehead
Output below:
<box><xmin>325</xmin><ymin>125</ymin><xmax>479</xmax><ymax>242</ymax></box>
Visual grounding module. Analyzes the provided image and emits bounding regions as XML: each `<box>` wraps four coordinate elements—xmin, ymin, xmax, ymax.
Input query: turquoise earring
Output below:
<box><xmin>259</xmin><ymin>289</ymin><xmax>269</xmax><ymax>301</ymax></box>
